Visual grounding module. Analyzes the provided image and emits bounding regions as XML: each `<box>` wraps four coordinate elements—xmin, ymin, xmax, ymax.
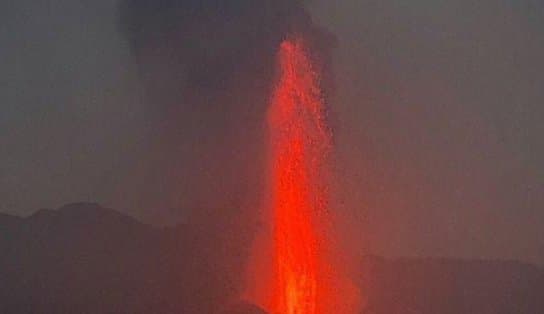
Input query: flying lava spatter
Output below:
<box><xmin>267</xmin><ymin>36</ymin><xmax>333</xmax><ymax>314</ymax></box>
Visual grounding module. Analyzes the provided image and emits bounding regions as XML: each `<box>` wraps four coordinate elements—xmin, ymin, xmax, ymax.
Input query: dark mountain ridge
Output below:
<box><xmin>0</xmin><ymin>203</ymin><xmax>252</xmax><ymax>314</ymax></box>
<box><xmin>1</xmin><ymin>203</ymin><xmax>542</xmax><ymax>314</ymax></box>
<box><xmin>360</xmin><ymin>255</ymin><xmax>543</xmax><ymax>314</ymax></box>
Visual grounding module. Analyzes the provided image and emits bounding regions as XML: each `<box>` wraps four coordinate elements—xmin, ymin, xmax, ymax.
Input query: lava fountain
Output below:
<box><xmin>247</xmin><ymin>35</ymin><xmax>360</xmax><ymax>314</ymax></box>
<box><xmin>266</xmin><ymin>36</ymin><xmax>335</xmax><ymax>314</ymax></box>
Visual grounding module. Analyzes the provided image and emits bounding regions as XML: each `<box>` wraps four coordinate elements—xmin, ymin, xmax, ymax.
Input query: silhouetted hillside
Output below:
<box><xmin>0</xmin><ymin>203</ymin><xmax>254</xmax><ymax>314</ymax></box>
<box><xmin>1</xmin><ymin>203</ymin><xmax>542</xmax><ymax>314</ymax></box>
<box><xmin>360</xmin><ymin>256</ymin><xmax>544</xmax><ymax>314</ymax></box>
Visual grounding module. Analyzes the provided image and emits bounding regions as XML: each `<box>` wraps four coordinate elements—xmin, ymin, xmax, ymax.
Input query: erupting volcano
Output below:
<box><xmin>247</xmin><ymin>35</ymin><xmax>359</xmax><ymax>314</ymax></box>
<box><xmin>266</xmin><ymin>37</ymin><xmax>333</xmax><ymax>314</ymax></box>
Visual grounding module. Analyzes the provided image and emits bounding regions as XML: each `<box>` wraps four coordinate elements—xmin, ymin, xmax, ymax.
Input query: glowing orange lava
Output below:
<box><xmin>267</xmin><ymin>37</ymin><xmax>332</xmax><ymax>314</ymax></box>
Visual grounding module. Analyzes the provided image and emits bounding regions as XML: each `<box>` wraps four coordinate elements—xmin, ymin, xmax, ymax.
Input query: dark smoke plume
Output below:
<box><xmin>119</xmin><ymin>0</ymin><xmax>327</xmax><ymax>88</ymax></box>
<box><xmin>116</xmin><ymin>1</ymin><xmax>335</xmax><ymax>302</ymax></box>
<box><xmin>118</xmin><ymin>0</ymin><xmax>334</xmax><ymax>116</ymax></box>
<box><xmin>117</xmin><ymin>0</ymin><xmax>334</xmax><ymax>220</ymax></box>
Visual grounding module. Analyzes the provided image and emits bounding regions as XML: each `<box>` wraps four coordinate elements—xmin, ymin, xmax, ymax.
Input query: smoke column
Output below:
<box><xmin>118</xmin><ymin>1</ymin><xmax>360</xmax><ymax>312</ymax></box>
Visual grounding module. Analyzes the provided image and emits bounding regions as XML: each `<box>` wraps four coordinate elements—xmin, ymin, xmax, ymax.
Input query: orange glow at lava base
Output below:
<box><xmin>266</xmin><ymin>37</ymin><xmax>333</xmax><ymax>314</ymax></box>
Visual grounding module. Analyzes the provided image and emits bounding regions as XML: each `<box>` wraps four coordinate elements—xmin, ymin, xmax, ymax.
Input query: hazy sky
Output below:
<box><xmin>1</xmin><ymin>0</ymin><xmax>543</xmax><ymax>264</ymax></box>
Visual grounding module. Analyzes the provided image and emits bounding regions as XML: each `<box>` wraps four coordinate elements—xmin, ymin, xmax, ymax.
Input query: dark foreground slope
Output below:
<box><xmin>1</xmin><ymin>203</ymin><xmax>543</xmax><ymax>314</ymax></box>
<box><xmin>360</xmin><ymin>256</ymin><xmax>544</xmax><ymax>314</ymax></box>
<box><xmin>0</xmin><ymin>203</ymin><xmax>254</xmax><ymax>314</ymax></box>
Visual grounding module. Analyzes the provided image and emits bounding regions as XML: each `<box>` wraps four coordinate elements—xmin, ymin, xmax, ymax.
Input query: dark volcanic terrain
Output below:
<box><xmin>1</xmin><ymin>203</ymin><xmax>542</xmax><ymax>314</ymax></box>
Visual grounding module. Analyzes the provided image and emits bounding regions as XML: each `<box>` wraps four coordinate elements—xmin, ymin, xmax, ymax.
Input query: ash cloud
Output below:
<box><xmin>115</xmin><ymin>0</ymin><xmax>335</xmax><ymax>220</ymax></box>
<box><xmin>118</xmin><ymin>0</ymin><xmax>334</xmax><ymax>109</ymax></box>
<box><xmin>116</xmin><ymin>1</ymin><xmax>337</xmax><ymax>304</ymax></box>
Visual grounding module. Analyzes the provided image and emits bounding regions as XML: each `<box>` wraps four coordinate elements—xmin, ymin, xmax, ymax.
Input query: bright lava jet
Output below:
<box><xmin>266</xmin><ymin>37</ymin><xmax>333</xmax><ymax>314</ymax></box>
